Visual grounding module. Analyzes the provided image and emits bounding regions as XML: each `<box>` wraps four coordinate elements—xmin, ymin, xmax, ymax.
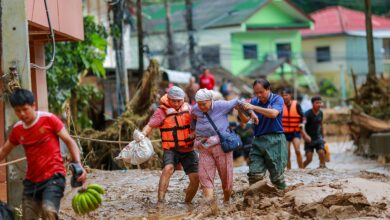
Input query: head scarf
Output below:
<box><xmin>195</xmin><ymin>89</ymin><xmax>213</xmax><ymax>102</ymax></box>
<box><xmin>167</xmin><ymin>86</ymin><xmax>185</xmax><ymax>100</ymax></box>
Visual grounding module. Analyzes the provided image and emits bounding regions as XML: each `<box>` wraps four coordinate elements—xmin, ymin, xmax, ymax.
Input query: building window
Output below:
<box><xmin>276</xmin><ymin>43</ymin><xmax>292</xmax><ymax>62</ymax></box>
<box><xmin>201</xmin><ymin>45</ymin><xmax>220</xmax><ymax>65</ymax></box>
<box><xmin>243</xmin><ymin>44</ymin><xmax>258</xmax><ymax>59</ymax></box>
<box><xmin>316</xmin><ymin>46</ymin><xmax>331</xmax><ymax>62</ymax></box>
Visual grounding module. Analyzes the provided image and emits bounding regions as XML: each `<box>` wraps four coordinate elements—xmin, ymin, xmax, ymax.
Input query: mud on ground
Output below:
<box><xmin>60</xmin><ymin>167</ymin><xmax>390</xmax><ymax>220</ymax></box>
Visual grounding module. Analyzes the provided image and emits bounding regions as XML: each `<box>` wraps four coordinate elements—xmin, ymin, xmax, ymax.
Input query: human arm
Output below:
<box><xmin>142</xmin><ymin>124</ymin><xmax>153</xmax><ymax>137</ymax></box>
<box><xmin>57</xmin><ymin>128</ymin><xmax>87</xmax><ymax>184</ymax></box>
<box><xmin>236</xmin><ymin>105</ymin><xmax>259</xmax><ymax>125</ymax></box>
<box><xmin>300</xmin><ymin>123</ymin><xmax>311</xmax><ymax>143</ymax></box>
<box><xmin>0</xmin><ymin>140</ymin><xmax>17</xmax><ymax>162</ymax></box>
<box><xmin>142</xmin><ymin>109</ymin><xmax>165</xmax><ymax>136</ymax></box>
<box><xmin>300</xmin><ymin>111</ymin><xmax>311</xmax><ymax>143</ymax></box>
<box><xmin>242</xmin><ymin>97</ymin><xmax>282</xmax><ymax>119</ymax></box>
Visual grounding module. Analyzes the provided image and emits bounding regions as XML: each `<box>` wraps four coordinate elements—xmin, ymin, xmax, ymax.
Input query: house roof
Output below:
<box><xmin>301</xmin><ymin>6</ymin><xmax>390</xmax><ymax>38</ymax></box>
<box><xmin>142</xmin><ymin>0</ymin><xmax>312</xmax><ymax>34</ymax></box>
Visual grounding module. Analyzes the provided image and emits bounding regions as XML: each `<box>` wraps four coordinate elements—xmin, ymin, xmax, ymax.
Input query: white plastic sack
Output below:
<box><xmin>115</xmin><ymin>129</ymin><xmax>154</xmax><ymax>165</ymax></box>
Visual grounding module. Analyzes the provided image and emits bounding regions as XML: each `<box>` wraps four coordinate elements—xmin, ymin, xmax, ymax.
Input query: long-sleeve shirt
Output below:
<box><xmin>191</xmin><ymin>99</ymin><xmax>241</xmax><ymax>137</ymax></box>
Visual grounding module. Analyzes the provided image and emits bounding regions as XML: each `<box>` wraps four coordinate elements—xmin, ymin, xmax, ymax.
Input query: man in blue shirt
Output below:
<box><xmin>243</xmin><ymin>79</ymin><xmax>288</xmax><ymax>189</ymax></box>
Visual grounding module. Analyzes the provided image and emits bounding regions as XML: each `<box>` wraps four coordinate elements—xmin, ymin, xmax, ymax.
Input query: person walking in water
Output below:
<box><xmin>142</xmin><ymin>86</ymin><xmax>199</xmax><ymax>205</ymax></box>
<box><xmin>281</xmin><ymin>88</ymin><xmax>305</xmax><ymax>169</ymax></box>
<box><xmin>242</xmin><ymin>79</ymin><xmax>288</xmax><ymax>190</ymax></box>
<box><xmin>303</xmin><ymin>96</ymin><xmax>327</xmax><ymax>168</ymax></box>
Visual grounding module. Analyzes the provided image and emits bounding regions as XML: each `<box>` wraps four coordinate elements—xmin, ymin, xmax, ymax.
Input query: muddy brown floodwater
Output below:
<box><xmin>60</xmin><ymin>141</ymin><xmax>390</xmax><ymax>219</ymax></box>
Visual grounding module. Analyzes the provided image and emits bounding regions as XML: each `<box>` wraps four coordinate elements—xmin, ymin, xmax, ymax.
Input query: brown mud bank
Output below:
<box><xmin>60</xmin><ymin>168</ymin><xmax>390</xmax><ymax>220</ymax></box>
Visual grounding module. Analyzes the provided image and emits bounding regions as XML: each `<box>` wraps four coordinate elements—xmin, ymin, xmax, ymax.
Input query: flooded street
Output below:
<box><xmin>60</xmin><ymin>140</ymin><xmax>390</xmax><ymax>219</ymax></box>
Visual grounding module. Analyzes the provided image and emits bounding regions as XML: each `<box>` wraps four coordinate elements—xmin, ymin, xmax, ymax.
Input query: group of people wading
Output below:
<box><xmin>142</xmin><ymin>78</ymin><xmax>327</xmax><ymax>213</ymax></box>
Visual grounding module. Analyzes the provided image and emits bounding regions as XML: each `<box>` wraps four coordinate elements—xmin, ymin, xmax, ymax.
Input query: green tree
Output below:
<box><xmin>46</xmin><ymin>16</ymin><xmax>108</xmax><ymax>130</ymax></box>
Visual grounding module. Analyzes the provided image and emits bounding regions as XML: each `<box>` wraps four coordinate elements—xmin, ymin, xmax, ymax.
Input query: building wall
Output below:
<box><xmin>245</xmin><ymin>1</ymin><xmax>299</xmax><ymax>27</ymax></box>
<box><xmin>27</xmin><ymin>0</ymin><xmax>84</xmax><ymax>41</ymax></box>
<box><xmin>384</xmin><ymin>38</ymin><xmax>390</xmax><ymax>74</ymax></box>
<box><xmin>302</xmin><ymin>36</ymin><xmax>347</xmax><ymax>90</ymax></box>
<box><xmin>129</xmin><ymin>26</ymin><xmax>241</xmax><ymax>72</ymax></box>
<box><xmin>302</xmin><ymin>35</ymin><xmax>385</xmax><ymax>94</ymax></box>
<box><xmin>346</xmin><ymin>35</ymin><xmax>384</xmax><ymax>77</ymax></box>
<box><xmin>231</xmin><ymin>30</ymin><xmax>302</xmax><ymax>75</ymax></box>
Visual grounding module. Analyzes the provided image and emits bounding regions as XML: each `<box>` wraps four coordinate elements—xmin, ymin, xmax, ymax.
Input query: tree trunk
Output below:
<box><xmin>165</xmin><ymin>0</ymin><xmax>176</xmax><ymax>69</ymax></box>
<box><xmin>185</xmin><ymin>0</ymin><xmax>196</xmax><ymax>71</ymax></box>
<box><xmin>137</xmin><ymin>0</ymin><xmax>144</xmax><ymax>73</ymax></box>
<box><xmin>364</xmin><ymin>0</ymin><xmax>376</xmax><ymax>79</ymax></box>
<box><xmin>112</xmin><ymin>0</ymin><xmax>128</xmax><ymax>114</ymax></box>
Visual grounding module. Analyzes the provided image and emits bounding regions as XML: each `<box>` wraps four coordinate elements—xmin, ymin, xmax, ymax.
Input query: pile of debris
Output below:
<box><xmin>80</xmin><ymin>59</ymin><xmax>163</xmax><ymax>170</ymax></box>
<box><xmin>215</xmin><ymin>178</ymin><xmax>390</xmax><ymax>219</ymax></box>
<box><xmin>349</xmin><ymin>75</ymin><xmax>390</xmax><ymax>156</ymax></box>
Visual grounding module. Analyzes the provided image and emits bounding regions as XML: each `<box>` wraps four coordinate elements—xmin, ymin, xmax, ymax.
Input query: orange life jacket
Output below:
<box><xmin>159</xmin><ymin>95</ymin><xmax>193</xmax><ymax>150</ymax></box>
<box><xmin>282</xmin><ymin>100</ymin><xmax>301</xmax><ymax>133</ymax></box>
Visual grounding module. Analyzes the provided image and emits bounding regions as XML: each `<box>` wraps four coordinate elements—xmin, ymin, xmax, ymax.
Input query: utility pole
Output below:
<box><xmin>0</xmin><ymin>0</ymin><xmax>31</xmax><ymax>206</ymax></box>
<box><xmin>111</xmin><ymin>0</ymin><xmax>129</xmax><ymax>114</ymax></box>
<box><xmin>165</xmin><ymin>0</ymin><xmax>176</xmax><ymax>69</ymax></box>
<box><xmin>136</xmin><ymin>0</ymin><xmax>144</xmax><ymax>73</ymax></box>
<box><xmin>185</xmin><ymin>0</ymin><xmax>196</xmax><ymax>71</ymax></box>
<box><xmin>364</xmin><ymin>0</ymin><xmax>376</xmax><ymax>79</ymax></box>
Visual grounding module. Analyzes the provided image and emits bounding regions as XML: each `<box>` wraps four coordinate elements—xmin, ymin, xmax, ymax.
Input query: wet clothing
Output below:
<box><xmin>248</xmin><ymin>94</ymin><xmax>287</xmax><ymax>189</ymax></box>
<box><xmin>9</xmin><ymin>112</ymin><xmax>66</xmax><ymax>183</ymax></box>
<box><xmin>284</xmin><ymin>132</ymin><xmax>301</xmax><ymax>142</ymax></box>
<box><xmin>192</xmin><ymin>99</ymin><xmax>241</xmax><ymax>192</ymax></box>
<box><xmin>234</xmin><ymin>124</ymin><xmax>253</xmax><ymax>158</ymax></box>
<box><xmin>304</xmin><ymin>109</ymin><xmax>323</xmax><ymax>140</ymax></box>
<box><xmin>22</xmin><ymin>173</ymin><xmax>65</xmax><ymax>220</ymax></box>
<box><xmin>162</xmin><ymin>149</ymin><xmax>198</xmax><ymax>174</ymax></box>
<box><xmin>304</xmin><ymin>109</ymin><xmax>324</xmax><ymax>152</ymax></box>
<box><xmin>158</xmin><ymin>95</ymin><xmax>194</xmax><ymax>151</ymax></box>
<box><xmin>250</xmin><ymin>94</ymin><xmax>284</xmax><ymax>136</ymax></box>
<box><xmin>197</xmin><ymin>143</ymin><xmax>233</xmax><ymax>191</ymax></box>
<box><xmin>248</xmin><ymin>133</ymin><xmax>287</xmax><ymax>189</ymax></box>
<box><xmin>191</xmin><ymin>99</ymin><xmax>241</xmax><ymax>137</ymax></box>
<box><xmin>282</xmin><ymin>100</ymin><xmax>303</xmax><ymax>133</ymax></box>
<box><xmin>304</xmin><ymin>139</ymin><xmax>325</xmax><ymax>152</ymax></box>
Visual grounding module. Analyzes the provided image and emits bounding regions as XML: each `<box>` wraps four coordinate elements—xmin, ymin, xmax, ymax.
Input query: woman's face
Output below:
<box><xmin>197</xmin><ymin>100</ymin><xmax>212</xmax><ymax>113</ymax></box>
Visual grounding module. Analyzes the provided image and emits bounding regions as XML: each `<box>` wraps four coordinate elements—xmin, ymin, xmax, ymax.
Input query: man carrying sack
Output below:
<box><xmin>142</xmin><ymin>86</ymin><xmax>199</xmax><ymax>205</ymax></box>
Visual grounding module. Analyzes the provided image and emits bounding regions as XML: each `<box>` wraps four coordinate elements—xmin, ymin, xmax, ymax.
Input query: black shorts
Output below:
<box><xmin>304</xmin><ymin>139</ymin><xmax>325</xmax><ymax>153</ymax></box>
<box><xmin>284</xmin><ymin>132</ymin><xmax>301</xmax><ymax>142</ymax></box>
<box><xmin>23</xmin><ymin>173</ymin><xmax>65</xmax><ymax>214</ymax></box>
<box><xmin>162</xmin><ymin>149</ymin><xmax>198</xmax><ymax>174</ymax></box>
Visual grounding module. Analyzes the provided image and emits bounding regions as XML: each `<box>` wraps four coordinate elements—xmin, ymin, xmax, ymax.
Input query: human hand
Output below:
<box><xmin>188</xmin><ymin>133</ymin><xmax>196</xmax><ymax>140</ymax></box>
<box><xmin>77</xmin><ymin>165</ymin><xmax>87</xmax><ymax>188</ymax></box>
<box><xmin>303</xmin><ymin>134</ymin><xmax>311</xmax><ymax>143</ymax></box>
<box><xmin>242</xmin><ymin>103</ymin><xmax>253</xmax><ymax>110</ymax></box>
<box><xmin>251</xmin><ymin>112</ymin><xmax>259</xmax><ymax>125</ymax></box>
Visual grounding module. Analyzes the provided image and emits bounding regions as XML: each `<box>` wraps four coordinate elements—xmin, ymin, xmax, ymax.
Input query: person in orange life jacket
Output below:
<box><xmin>281</xmin><ymin>88</ymin><xmax>309</xmax><ymax>169</ymax></box>
<box><xmin>0</xmin><ymin>89</ymin><xmax>87</xmax><ymax>220</ymax></box>
<box><xmin>142</xmin><ymin>86</ymin><xmax>199</xmax><ymax>204</ymax></box>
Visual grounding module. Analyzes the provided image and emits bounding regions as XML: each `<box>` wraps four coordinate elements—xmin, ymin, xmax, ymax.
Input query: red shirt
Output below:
<box><xmin>9</xmin><ymin>111</ymin><xmax>66</xmax><ymax>183</ymax></box>
<box><xmin>199</xmin><ymin>73</ymin><xmax>215</xmax><ymax>90</ymax></box>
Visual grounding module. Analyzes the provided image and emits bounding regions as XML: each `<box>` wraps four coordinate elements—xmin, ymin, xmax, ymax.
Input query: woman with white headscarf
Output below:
<box><xmin>191</xmin><ymin>89</ymin><xmax>258</xmax><ymax>211</ymax></box>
